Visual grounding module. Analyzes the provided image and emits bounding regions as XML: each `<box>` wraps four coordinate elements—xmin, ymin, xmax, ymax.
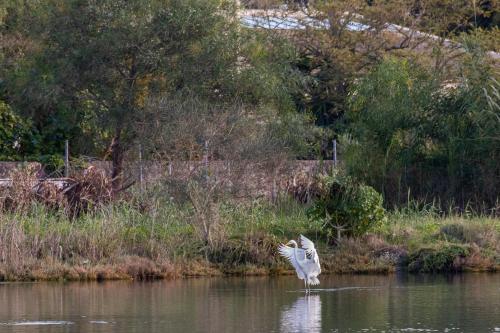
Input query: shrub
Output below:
<box><xmin>307</xmin><ymin>173</ymin><xmax>386</xmax><ymax>241</ymax></box>
<box><xmin>0</xmin><ymin>100</ymin><xmax>66</xmax><ymax>171</ymax></box>
<box><xmin>408</xmin><ymin>244</ymin><xmax>470</xmax><ymax>273</ymax></box>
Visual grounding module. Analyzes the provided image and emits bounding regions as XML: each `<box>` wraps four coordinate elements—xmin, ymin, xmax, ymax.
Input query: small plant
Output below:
<box><xmin>186</xmin><ymin>177</ymin><xmax>228</xmax><ymax>259</ymax></box>
<box><xmin>307</xmin><ymin>172</ymin><xmax>386</xmax><ymax>242</ymax></box>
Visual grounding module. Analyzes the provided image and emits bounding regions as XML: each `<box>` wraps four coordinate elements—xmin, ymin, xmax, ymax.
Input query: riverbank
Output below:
<box><xmin>0</xmin><ymin>200</ymin><xmax>498</xmax><ymax>281</ymax></box>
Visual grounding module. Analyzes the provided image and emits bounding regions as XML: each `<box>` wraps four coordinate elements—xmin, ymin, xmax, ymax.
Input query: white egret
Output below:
<box><xmin>278</xmin><ymin>235</ymin><xmax>321</xmax><ymax>292</ymax></box>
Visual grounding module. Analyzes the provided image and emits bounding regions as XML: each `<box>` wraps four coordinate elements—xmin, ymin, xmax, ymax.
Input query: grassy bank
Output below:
<box><xmin>1</xmin><ymin>198</ymin><xmax>498</xmax><ymax>281</ymax></box>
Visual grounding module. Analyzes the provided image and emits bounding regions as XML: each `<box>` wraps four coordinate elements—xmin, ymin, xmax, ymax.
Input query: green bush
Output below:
<box><xmin>307</xmin><ymin>173</ymin><xmax>386</xmax><ymax>241</ymax></box>
<box><xmin>408</xmin><ymin>244</ymin><xmax>470</xmax><ymax>273</ymax></box>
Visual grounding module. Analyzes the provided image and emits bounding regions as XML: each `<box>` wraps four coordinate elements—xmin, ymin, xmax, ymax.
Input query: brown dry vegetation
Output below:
<box><xmin>0</xmin><ymin>166</ymin><xmax>112</xmax><ymax>217</ymax></box>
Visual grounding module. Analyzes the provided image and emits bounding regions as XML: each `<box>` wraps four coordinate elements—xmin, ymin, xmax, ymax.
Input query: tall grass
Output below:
<box><xmin>0</xmin><ymin>178</ymin><xmax>498</xmax><ymax>280</ymax></box>
<box><xmin>0</xmin><ymin>196</ymin><xmax>322</xmax><ymax>280</ymax></box>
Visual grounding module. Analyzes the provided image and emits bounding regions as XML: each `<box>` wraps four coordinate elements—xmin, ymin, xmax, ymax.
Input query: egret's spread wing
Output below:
<box><xmin>278</xmin><ymin>245</ymin><xmax>305</xmax><ymax>279</ymax></box>
<box><xmin>312</xmin><ymin>249</ymin><xmax>320</xmax><ymax>265</ymax></box>
<box><xmin>300</xmin><ymin>235</ymin><xmax>316</xmax><ymax>253</ymax></box>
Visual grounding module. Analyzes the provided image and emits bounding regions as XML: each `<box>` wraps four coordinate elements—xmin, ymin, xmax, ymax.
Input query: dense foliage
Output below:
<box><xmin>307</xmin><ymin>173</ymin><xmax>386</xmax><ymax>241</ymax></box>
<box><xmin>346</xmin><ymin>52</ymin><xmax>500</xmax><ymax>209</ymax></box>
<box><xmin>1</xmin><ymin>0</ymin><xmax>499</xmax><ymax>208</ymax></box>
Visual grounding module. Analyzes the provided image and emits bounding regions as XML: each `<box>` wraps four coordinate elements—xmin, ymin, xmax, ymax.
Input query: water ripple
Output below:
<box><xmin>1</xmin><ymin>320</ymin><xmax>74</xmax><ymax>326</ymax></box>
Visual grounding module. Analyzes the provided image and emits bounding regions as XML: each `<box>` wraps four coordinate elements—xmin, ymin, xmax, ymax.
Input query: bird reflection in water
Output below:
<box><xmin>280</xmin><ymin>295</ymin><xmax>321</xmax><ymax>333</ymax></box>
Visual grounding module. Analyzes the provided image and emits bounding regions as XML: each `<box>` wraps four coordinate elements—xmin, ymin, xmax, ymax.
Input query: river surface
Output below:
<box><xmin>0</xmin><ymin>274</ymin><xmax>499</xmax><ymax>333</ymax></box>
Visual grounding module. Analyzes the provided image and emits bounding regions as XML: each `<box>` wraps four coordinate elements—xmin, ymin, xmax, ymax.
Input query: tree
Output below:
<box><xmin>345</xmin><ymin>46</ymin><xmax>500</xmax><ymax>209</ymax></box>
<box><xmin>249</xmin><ymin>0</ymin><xmax>464</xmax><ymax>160</ymax></box>
<box><xmin>3</xmin><ymin>0</ymin><xmax>308</xmax><ymax>187</ymax></box>
<box><xmin>9</xmin><ymin>0</ymin><xmax>244</xmax><ymax>192</ymax></box>
<box><xmin>138</xmin><ymin>92</ymin><xmax>315</xmax><ymax>161</ymax></box>
<box><xmin>257</xmin><ymin>1</ymin><xmax>489</xmax><ymax>130</ymax></box>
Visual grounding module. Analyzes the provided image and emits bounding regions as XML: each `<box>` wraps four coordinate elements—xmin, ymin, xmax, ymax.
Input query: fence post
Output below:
<box><xmin>333</xmin><ymin>139</ymin><xmax>337</xmax><ymax>170</ymax></box>
<box><xmin>64</xmin><ymin>140</ymin><xmax>69</xmax><ymax>177</ymax></box>
<box><xmin>139</xmin><ymin>144</ymin><xmax>144</xmax><ymax>191</ymax></box>
<box><xmin>271</xmin><ymin>177</ymin><xmax>277</xmax><ymax>204</ymax></box>
<box><xmin>203</xmin><ymin>140</ymin><xmax>209</xmax><ymax>183</ymax></box>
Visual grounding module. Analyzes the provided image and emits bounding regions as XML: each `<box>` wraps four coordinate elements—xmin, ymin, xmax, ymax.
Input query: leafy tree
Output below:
<box><xmin>2</xmin><ymin>0</ymin><xmax>306</xmax><ymax>186</ymax></box>
<box><xmin>4</xmin><ymin>0</ymin><xmax>248</xmax><ymax>191</ymax></box>
<box><xmin>1</xmin><ymin>0</ymin><xmax>118</xmax><ymax>164</ymax></box>
<box><xmin>345</xmin><ymin>46</ymin><xmax>500</xmax><ymax>209</ymax></box>
<box><xmin>259</xmin><ymin>0</ymin><xmax>464</xmax><ymax>160</ymax></box>
<box><xmin>307</xmin><ymin>172</ymin><xmax>386</xmax><ymax>241</ymax></box>
<box><xmin>345</xmin><ymin>58</ymin><xmax>436</xmax><ymax>199</ymax></box>
<box><xmin>262</xmin><ymin>0</ymin><xmax>494</xmax><ymax>134</ymax></box>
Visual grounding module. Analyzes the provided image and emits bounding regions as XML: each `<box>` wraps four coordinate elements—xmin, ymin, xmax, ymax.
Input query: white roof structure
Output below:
<box><xmin>239</xmin><ymin>9</ymin><xmax>500</xmax><ymax>61</ymax></box>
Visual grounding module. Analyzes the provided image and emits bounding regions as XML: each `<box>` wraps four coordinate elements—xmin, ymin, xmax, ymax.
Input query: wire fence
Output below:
<box><xmin>0</xmin><ymin>139</ymin><xmax>342</xmax><ymax>200</ymax></box>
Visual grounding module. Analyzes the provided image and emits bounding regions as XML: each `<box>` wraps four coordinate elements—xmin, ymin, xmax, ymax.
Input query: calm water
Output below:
<box><xmin>1</xmin><ymin>274</ymin><xmax>499</xmax><ymax>333</ymax></box>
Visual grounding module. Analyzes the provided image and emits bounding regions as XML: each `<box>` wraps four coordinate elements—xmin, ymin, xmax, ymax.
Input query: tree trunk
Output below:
<box><xmin>110</xmin><ymin>128</ymin><xmax>124</xmax><ymax>195</ymax></box>
<box><xmin>109</xmin><ymin>58</ymin><xmax>136</xmax><ymax>196</ymax></box>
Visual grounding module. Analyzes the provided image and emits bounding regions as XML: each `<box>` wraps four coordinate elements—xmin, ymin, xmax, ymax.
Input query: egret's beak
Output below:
<box><xmin>286</xmin><ymin>241</ymin><xmax>294</xmax><ymax>246</ymax></box>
